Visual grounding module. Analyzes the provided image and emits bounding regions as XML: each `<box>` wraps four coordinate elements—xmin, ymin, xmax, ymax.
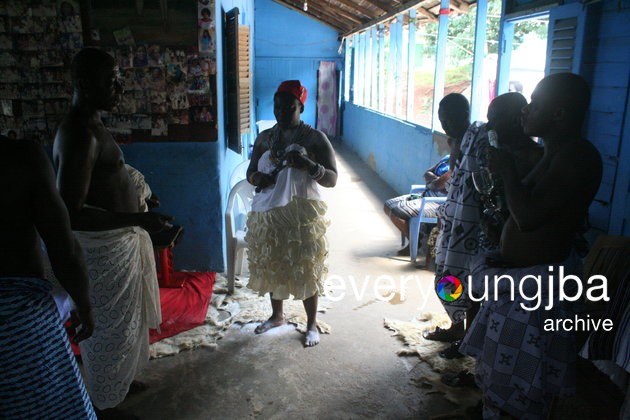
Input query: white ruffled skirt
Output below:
<box><xmin>245</xmin><ymin>197</ymin><xmax>329</xmax><ymax>300</ymax></box>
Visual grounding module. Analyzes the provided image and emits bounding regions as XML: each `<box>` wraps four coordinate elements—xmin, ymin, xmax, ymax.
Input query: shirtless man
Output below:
<box><xmin>481</xmin><ymin>92</ymin><xmax>543</xmax><ymax>246</ymax></box>
<box><xmin>493</xmin><ymin>73</ymin><xmax>602</xmax><ymax>266</ymax></box>
<box><xmin>0</xmin><ymin>136</ymin><xmax>95</xmax><ymax>418</ymax></box>
<box><xmin>460</xmin><ymin>73</ymin><xmax>603</xmax><ymax>419</ymax></box>
<box><xmin>53</xmin><ymin>47</ymin><xmax>171</xmax><ymax>415</ymax></box>
<box><xmin>54</xmin><ymin>48</ymin><xmax>169</xmax><ymax>231</ymax></box>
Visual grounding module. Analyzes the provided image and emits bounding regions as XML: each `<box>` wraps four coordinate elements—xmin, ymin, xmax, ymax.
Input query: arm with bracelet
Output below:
<box><xmin>283</xmin><ymin>131</ymin><xmax>337</xmax><ymax>188</ymax></box>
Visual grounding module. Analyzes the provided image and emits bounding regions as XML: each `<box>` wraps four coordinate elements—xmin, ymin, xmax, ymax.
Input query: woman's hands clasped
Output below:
<box><xmin>285</xmin><ymin>150</ymin><xmax>316</xmax><ymax>172</ymax></box>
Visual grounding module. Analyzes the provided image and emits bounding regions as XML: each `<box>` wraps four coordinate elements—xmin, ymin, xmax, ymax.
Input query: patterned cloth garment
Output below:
<box><xmin>434</xmin><ymin>121</ymin><xmax>489</xmax><ymax>323</ymax></box>
<box><xmin>0</xmin><ymin>277</ymin><xmax>96</xmax><ymax>419</ymax></box>
<box><xmin>460</xmin><ymin>250</ymin><xmax>582</xmax><ymax>419</ymax></box>
<box><xmin>75</xmin><ymin>227</ymin><xmax>161</xmax><ymax>409</ymax></box>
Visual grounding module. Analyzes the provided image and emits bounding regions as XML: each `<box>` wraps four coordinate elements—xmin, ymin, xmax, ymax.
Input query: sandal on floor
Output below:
<box><xmin>422</xmin><ymin>326</ymin><xmax>463</xmax><ymax>342</ymax></box>
<box><xmin>438</xmin><ymin>340</ymin><xmax>465</xmax><ymax>359</ymax></box>
<box><xmin>441</xmin><ymin>370</ymin><xmax>477</xmax><ymax>388</ymax></box>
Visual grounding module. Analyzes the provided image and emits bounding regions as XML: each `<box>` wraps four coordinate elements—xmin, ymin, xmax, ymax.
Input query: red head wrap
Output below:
<box><xmin>275</xmin><ymin>80</ymin><xmax>307</xmax><ymax>105</ymax></box>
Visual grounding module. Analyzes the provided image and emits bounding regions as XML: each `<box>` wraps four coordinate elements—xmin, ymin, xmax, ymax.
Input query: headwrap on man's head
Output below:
<box><xmin>275</xmin><ymin>80</ymin><xmax>307</xmax><ymax>105</ymax></box>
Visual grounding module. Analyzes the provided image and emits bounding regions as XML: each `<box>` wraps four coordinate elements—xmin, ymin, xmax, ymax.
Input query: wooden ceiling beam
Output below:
<box><xmin>273</xmin><ymin>0</ymin><xmax>348</xmax><ymax>32</ymax></box>
<box><xmin>285</xmin><ymin>0</ymin><xmax>357</xmax><ymax>31</ymax></box>
<box><xmin>324</xmin><ymin>5</ymin><xmax>364</xmax><ymax>24</ymax></box>
<box><xmin>416</xmin><ymin>6</ymin><xmax>438</xmax><ymax>22</ymax></box>
<box><xmin>361</xmin><ymin>0</ymin><xmax>394</xmax><ymax>12</ymax></box>
<box><xmin>330</xmin><ymin>0</ymin><xmax>381</xmax><ymax>20</ymax></box>
<box><xmin>342</xmin><ymin>0</ymin><xmax>430</xmax><ymax>37</ymax></box>
<box><xmin>300</xmin><ymin>0</ymin><xmax>364</xmax><ymax>25</ymax></box>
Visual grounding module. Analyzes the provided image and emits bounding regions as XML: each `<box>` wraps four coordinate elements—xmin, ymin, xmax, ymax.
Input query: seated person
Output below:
<box><xmin>460</xmin><ymin>73</ymin><xmax>603</xmax><ymax>419</ymax></box>
<box><xmin>0</xmin><ymin>136</ymin><xmax>95</xmax><ymax>418</ymax></box>
<box><xmin>383</xmin><ymin>150</ymin><xmax>452</xmax><ymax>256</ymax></box>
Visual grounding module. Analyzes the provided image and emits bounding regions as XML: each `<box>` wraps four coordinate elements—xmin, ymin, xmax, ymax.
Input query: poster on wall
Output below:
<box><xmin>28</xmin><ymin>0</ymin><xmax>221</xmax><ymax>143</ymax></box>
<box><xmin>197</xmin><ymin>0</ymin><xmax>215</xmax><ymax>56</ymax></box>
<box><xmin>0</xmin><ymin>0</ymin><xmax>83</xmax><ymax>143</ymax></box>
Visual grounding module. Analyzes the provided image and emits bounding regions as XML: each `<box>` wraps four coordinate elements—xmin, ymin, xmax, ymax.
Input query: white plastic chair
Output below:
<box><xmin>229</xmin><ymin>159</ymin><xmax>251</xmax><ymax>191</ymax></box>
<box><xmin>255</xmin><ymin>120</ymin><xmax>276</xmax><ymax>135</ymax></box>
<box><xmin>225</xmin><ymin>179</ymin><xmax>254</xmax><ymax>293</ymax></box>
<box><xmin>408</xmin><ymin>184</ymin><xmax>447</xmax><ymax>263</ymax></box>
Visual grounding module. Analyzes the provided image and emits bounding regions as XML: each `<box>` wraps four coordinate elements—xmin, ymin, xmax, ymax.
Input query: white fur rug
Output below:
<box><xmin>384</xmin><ymin>312</ymin><xmax>480</xmax><ymax>408</ymax></box>
<box><xmin>149</xmin><ymin>274</ymin><xmax>332</xmax><ymax>359</ymax></box>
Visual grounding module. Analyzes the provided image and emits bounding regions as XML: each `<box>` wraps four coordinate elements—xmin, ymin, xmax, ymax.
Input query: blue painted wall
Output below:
<box><xmin>123</xmin><ymin>0</ymin><xmax>255</xmax><ymax>273</ymax></box>
<box><xmin>342</xmin><ymin>104</ymin><xmax>447</xmax><ymax>195</ymax></box>
<box><xmin>122</xmin><ymin>143</ymin><xmax>222</xmax><ymax>271</ymax></box>
<box><xmin>254</xmin><ymin>0</ymin><xmax>342</xmax><ymax>127</ymax></box>
<box><xmin>581</xmin><ymin>0</ymin><xmax>630</xmax><ymax>236</ymax></box>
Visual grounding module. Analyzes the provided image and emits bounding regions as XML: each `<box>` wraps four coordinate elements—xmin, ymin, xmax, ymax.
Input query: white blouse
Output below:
<box><xmin>251</xmin><ymin>150</ymin><xmax>323</xmax><ymax>212</ymax></box>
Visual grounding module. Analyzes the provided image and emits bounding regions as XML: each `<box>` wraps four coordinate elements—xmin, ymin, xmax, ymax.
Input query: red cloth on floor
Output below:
<box><xmin>69</xmin><ymin>272</ymin><xmax>215</xmax><ymax>353</ymax></box>
<box><xmin>149</xmin><ymin>272</ymin><xmax>215</xmax><ymax>343</ymax></box>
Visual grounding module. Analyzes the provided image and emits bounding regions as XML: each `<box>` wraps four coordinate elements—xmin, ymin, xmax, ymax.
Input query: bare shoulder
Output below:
<box><xmin>53</xmin><ymin>112</ymin><xmax>98</xmax><ymax>162</ymax></box>
<box><xmin>561</xmin><ymin>138</ymin><xmax>602</xmax><ymax>174</ymax></box>
<box><xmin>307</xmin><ymin>127</ymin><xmax>333</xmax><ymax>149</ymax></box>
<box><xmin>56</xmin><ymin>112</ymin><xmax>93</xmax><ymax>145</ymax></box>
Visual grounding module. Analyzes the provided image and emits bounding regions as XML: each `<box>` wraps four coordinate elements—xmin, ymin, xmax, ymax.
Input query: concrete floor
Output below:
<box><xmin>120</xmin><ymin>141</ymin><xmax>457</xmax><ymax>419</ymax></box>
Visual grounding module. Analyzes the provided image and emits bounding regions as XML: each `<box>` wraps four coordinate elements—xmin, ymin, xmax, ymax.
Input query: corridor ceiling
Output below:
<box><xmin>272</xmin><ymin>0</ymin><xmax>478</xmax><ymax>36</ymax></box>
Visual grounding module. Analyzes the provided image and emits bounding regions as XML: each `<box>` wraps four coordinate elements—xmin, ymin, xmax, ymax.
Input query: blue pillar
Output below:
<box><xmin>378</xmin><ymin>24</ymin><xmax>386</xmax><ymax>112</ymax></box>
<box><xmin>344</xmin><ymin>37</ymin><xmax>352</xmax><ymax>102</ymax></box>
<box><xmin>363</xmin><ymin>30</ymin><xmax>370</xmax><ymax>106</ymax></box>
<box><xmin>432</xmin><ymin>0</ymin><xmax>450</xmax><ymax>130</ymax></box>
<box><xmin>358</xmin><ymin>31</ymin><xmax>366</xmax><ymax>106</ymax></box>
<box><xmin>470</xmin><ymin>0</ymin><xmax>488</xmax><ymax>122</ymax></box>
<box><xmin>496</xmin><ymin>18</ymin><xmax>514</xmax><ymax>95</ymax></box>
<box><xmin>394</xmin><ymin>15</ymin><xmax>404</xmax><ymax>117</ymax></box>
<box><xmin>370</xmin><ymin>27</ymin><xmax>378</xmax><ymax>109</ymax></box>
<box><xmin>386</xmin><ymin>22</ymin><xmax>396</xmax><ymax>113</ymax></box>
<box><xmin>352</xmin><ymin>34</ymin><xmax>359</xmax><ymax>103</ymax></box>
<box><xmin>407</xmin><ymin>9</ymin><xmax>417</xmax><ymax>120</ymax></box>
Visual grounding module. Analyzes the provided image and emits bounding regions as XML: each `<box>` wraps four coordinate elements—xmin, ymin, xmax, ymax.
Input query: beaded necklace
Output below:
<box><xmin>267</xmin><ymin>121</ymin><xmax>310</xmax><ymax>165</ymax></box>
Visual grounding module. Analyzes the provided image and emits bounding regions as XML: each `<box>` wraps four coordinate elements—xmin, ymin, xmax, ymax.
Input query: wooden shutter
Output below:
<box><xmin>238</xmin><ymin>25</ymin><xmax>251</xmax><ymax>135</ymax></box>
<box><xmin>545</xmin><ymin>3</ymin><xmax>586</xmax><ymax>75</ymax></box>
<box><xmin>225</xmin><ymin>8</ymin><xmax>240</xmax><ymax>152</ymax></box>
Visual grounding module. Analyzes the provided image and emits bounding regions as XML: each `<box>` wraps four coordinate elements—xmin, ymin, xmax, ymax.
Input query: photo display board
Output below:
<box><xmin>0</xmin><ymin>0</ymin><xmax>218</xmax><ymax>144</ymax></box>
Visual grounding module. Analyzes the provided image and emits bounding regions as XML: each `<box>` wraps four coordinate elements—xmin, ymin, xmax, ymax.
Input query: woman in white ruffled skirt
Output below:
<box><xmin>245</xmin><ymin>80</ymin><xmax>337</xmax><ymax>347</ymax></box>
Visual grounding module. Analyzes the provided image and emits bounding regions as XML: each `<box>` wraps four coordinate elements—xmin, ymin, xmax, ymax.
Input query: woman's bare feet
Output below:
<box><xmin>254</xmin><ymin>316</ymin><xmax>286</xmax><ymax>334</ymax></box>
<box><xmin>304</xmin><ymin>324</ymin><xmax>320</xmax><ymax>347</ymax></box>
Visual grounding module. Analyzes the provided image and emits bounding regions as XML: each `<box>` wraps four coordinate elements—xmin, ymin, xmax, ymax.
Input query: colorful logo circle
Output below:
<box><xmin>436</xmin><ymin>276</ymin><xmax>463</xmax><ymax>301</ymax></box>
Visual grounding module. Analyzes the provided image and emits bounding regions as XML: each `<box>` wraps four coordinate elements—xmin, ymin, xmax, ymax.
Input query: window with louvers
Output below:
<box><xmin>547</xmin><ymin>17</ymin><xmax>578</xmax><ymax>73</ymax></box>
<box><xmin>238</xmin><ymin>25</ymin><xmax>251</xmax><ymax>137</ymax></box>
<box><xmin>545</xmin><ymin>3</ymin><xmax>586</xmax><ymax>75</ymax></box>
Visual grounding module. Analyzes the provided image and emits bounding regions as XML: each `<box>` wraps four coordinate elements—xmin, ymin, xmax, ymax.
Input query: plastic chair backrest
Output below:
<box><xmin>226</xmin><ymin>179</ymin><xmax>254</xmax><ymax>239</ymax></box>
<box><xmin>229</xmin><ymin>160</ymin><xmax>251</xmax><ymax>191</ymax></box>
